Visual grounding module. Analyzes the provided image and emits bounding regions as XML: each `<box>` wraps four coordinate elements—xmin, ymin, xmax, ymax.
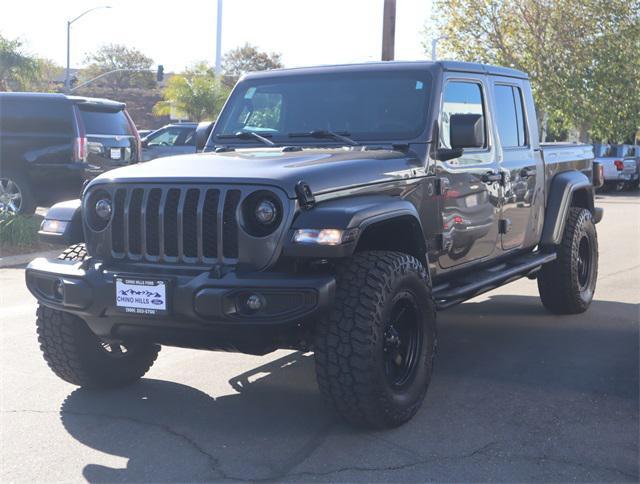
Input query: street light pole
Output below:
<box><xmin>215</xmin><ymin>0</ymin><xmax>223</xmax><ymax>75</ymax></box>
<box><xmin>65</xmin><ymin>5</ymin><xmax>111</xmax><ymax>93</ymax></box>
<box><xmin>65</xmin><ymin>21</ymin><xmax>71</xmax><ymax>93</ymax></box>
<box><xmin>431</xmin><ymin>36</ymin><xmax>446</xmax><ymax>61</ymax></box>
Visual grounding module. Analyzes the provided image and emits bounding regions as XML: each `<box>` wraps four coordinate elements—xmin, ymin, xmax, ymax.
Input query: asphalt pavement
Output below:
<box><xmin>1</xmin><ymin>193</ymin><xmax>638</xmax><ymax>482</ymax></box>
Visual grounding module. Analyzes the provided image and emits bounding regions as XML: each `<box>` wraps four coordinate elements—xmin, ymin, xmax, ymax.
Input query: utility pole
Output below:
<box><xmin>381</xmin><ymin>0</ymin><xmax>396</xmax><ymax>61</ymax></box>
<box><xmin>215</xmin><ymin>0</ymin><xmax>223</xmax><ymax>75</ymax></box>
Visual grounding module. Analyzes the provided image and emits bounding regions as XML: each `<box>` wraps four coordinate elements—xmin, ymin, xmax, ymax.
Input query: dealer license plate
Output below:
<box><xmin>115</xmin><ymin>277</ymin><xmax>168</xmax><ymax>315</ymax></box>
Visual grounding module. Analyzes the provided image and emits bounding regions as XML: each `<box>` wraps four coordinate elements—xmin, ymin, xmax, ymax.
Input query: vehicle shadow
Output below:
<box><xmin>437</xmin><ymin>295</ymin><xmax>639</xmax><ymax>399</ymax></box>
<box><xmin>58</xmin><ymin>295</ymin><xmax>639</xmax><ymax>482</ymax></box>
<box><xmin>60</xmin><ymin>351</ymin><xmax>339</xmax><ymax>482</ymax></box>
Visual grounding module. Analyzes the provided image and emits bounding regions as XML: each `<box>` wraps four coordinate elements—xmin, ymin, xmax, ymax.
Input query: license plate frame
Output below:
<box><xmin>114</xmin><ymin>276</ymin><xmax>170</xmax><ymax>316</ymax></box>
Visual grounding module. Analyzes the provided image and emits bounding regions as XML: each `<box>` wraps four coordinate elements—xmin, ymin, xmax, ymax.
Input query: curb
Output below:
<box><xmin>0</xmin><ymin>250</ymin><xmax>61</xmax><ymax>269</ymax></box>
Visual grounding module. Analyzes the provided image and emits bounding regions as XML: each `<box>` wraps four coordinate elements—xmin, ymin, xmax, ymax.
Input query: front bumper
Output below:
<box><xmin>26</xmin><ymin>257</ymin><xmax>335</xmax><ymax>353</ymax></box>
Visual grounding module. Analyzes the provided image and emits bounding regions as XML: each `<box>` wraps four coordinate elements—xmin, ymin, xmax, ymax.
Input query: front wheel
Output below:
<box><xmin>538</xmin><ymin>208</ymin><xmax>598</xmax><ymax>314</ymax></box>
<box><xmin>36</xmin><ymin>306</ymin><xmax>160</xmax><ymax>388</ymax></box>
<box><xmin>36</xmin><ymin>243</ymin><xmax>160</xmax><ymax>388</ymax></box>
<box><xmin>314</xmin><ymin>251</ymin><xmax>437</xmax><ymax>428</ymax></box>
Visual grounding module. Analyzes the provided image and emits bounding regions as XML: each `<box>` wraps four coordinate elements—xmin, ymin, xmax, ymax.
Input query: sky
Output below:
<box><xmin>2</xmin><ymin>0</ymin><xmax>433</xmax><ymax>72</ymax></box>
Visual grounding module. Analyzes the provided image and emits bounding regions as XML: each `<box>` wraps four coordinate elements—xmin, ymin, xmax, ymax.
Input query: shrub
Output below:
<box><xmin>0</xmin><ymin>214</ymin><xmax>42</xmax><ymax>248</ymax></box>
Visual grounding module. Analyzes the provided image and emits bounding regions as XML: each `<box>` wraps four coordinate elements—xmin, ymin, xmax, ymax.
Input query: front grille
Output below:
<box><xmin>109</xmin><ymin>185</ymin><xmax>241</xmax><ymax>264</ymax></box>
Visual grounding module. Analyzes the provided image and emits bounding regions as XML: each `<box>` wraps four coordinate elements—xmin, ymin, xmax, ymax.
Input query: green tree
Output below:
<box><xmin>81</xmin><ymin>44</ymin><xmax>155</xmax><ymax>93</ymax></box>
<box><xmin>222</xmin><ymin>43</ymin><xmax>283</xmax><ymax>83</ymax></box>
<box><xmin>0</xmin><ymin>34</ymin><xmax>38</xmax><ymax>91</ymax></box>
<box><xmin>426</xmin><ymin>0</ymin><xmax>640</xmax><ymax>143</ymax></box>
<box><xmin>153</xmin><ymin>62</ymin><xmax>230</xmax><ymax>122</ymax></box>
<box><xmin>29</xmin><ymin>58</ymin><xmax>63</xmax><ymax>92</ymax></box>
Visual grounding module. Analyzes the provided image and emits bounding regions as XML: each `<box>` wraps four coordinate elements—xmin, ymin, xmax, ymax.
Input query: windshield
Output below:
<box><xmin>213</xmin><ymin>70</ymin><xmax>432</xmax><ymax>145</ymax></box>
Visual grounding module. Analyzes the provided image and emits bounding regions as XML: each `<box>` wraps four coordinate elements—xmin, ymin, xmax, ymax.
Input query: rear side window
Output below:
<box><xmin>0</xmin><ymin>97</ymin><xmax>73</xmax><ymax>135</ymax></box>
<box><xmin>494</xmin><ymin>85</ymin><xmax>527</xmax><ymax>147</ymax></box>
<box><xmin>79</xmin><ymin>107</ymin><xmax>132</xmax><ymax>136</ymax></box>
<box><xmin>441</xmin><ymin>81</ymin><xmax>486</xmax><ymax>149</ymax></box>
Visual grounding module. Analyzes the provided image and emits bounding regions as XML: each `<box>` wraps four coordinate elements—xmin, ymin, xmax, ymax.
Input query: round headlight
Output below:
<box><xmin>95</xmin><ymin>198</ymin><xmax>113</xmax><ymax>220</ymax></box>
<box><xmin>85</xmin><ymin>189</ymin><xmax>112</xmax><ymax>231</ymax></box>
<box><xmin>242</xmin><ymin>190</ymin><xmax>283</xmax><ymax>237</ymax></box>
<box><xmin>255</xmin><ymin>199</ymin><xmax>277</xmax><ymax>225</ymax></box>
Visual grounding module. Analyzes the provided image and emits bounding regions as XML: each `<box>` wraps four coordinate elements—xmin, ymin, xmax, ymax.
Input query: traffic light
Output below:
<box><xmin>156</xmin><ymin>65</ymin><xmax>164</xmax><ymax>82</ymax></box>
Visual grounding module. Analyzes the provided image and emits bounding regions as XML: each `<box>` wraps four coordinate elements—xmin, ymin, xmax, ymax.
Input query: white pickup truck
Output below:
<box><xmin>595</xmin><ymin>144</ymin><xmax>639</xmax><ymax>191</ymax></box>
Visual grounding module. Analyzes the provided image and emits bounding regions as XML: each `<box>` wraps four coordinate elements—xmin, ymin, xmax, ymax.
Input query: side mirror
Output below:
<box><xmin>195</xmin><ymin>121</ymin><xmax>215</xmax><ymax>152</ymax></box>
<box><xmin>450</xmin><ymin>113</ymin><xmax>484</xmax><ymax>149</ymax></box>
<box><xmin>140</xmin><ymin>138</ymin><xmax>148</xmax><ymax>148</ymax></box>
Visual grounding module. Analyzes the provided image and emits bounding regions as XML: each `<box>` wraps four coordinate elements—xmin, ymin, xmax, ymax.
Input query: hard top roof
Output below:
<box><xmin>243</xmin><ymin>60</ymin><xmax>529</xmax><ymax>80</ymax></box>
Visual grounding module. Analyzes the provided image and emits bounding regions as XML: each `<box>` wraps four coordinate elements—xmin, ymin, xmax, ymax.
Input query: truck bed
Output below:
<box><xmin>540</xmin><ymin>142</ymin><xmax>594</xmax><ymax>189</ymax></box>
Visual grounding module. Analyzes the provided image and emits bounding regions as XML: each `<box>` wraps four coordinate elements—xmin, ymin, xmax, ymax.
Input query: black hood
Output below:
<box><xmin>89</xmin><ymin>147</ymin><xmax>425</xmax><ymax>198</ymax></box>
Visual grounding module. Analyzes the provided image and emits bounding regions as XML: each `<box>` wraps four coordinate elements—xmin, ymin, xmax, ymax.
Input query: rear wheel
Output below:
<box><xmin>36</xmin><ymin>243</ymin><xmax>160</xmax><ymax>388</ymax></box>
<box><xmin>314</xmin><ymin>251</ymin><xmax>437</xmax><ymax>428</ymax></box>
<box><xmin>538</xmin><ymin>208</ymin><xmax>598</xmax><ymax>314</ymax></box>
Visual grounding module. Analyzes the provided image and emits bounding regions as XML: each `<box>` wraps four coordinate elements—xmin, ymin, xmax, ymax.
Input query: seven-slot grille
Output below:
<box><xmin>108</xmin><ymin>185</ymin><xmax>241</xmax><ymax>264</ymax></box>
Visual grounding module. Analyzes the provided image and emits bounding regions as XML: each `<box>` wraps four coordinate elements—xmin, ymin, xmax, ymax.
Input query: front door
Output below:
<box><xmin>437</xmin><ymin>77</ymin><xmax>501</xmax><ymax>269</ymax></box>
<box><xmin>491</xmin><ymin>81</ymin><xmax>541</xmax><ymax>250</ymax></box>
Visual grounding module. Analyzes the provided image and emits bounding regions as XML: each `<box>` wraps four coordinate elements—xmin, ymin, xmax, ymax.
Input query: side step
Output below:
<box><xmin>432</xmin><ymin>251</ymin><xmax>557</xmax><ymax>310</ymax></box>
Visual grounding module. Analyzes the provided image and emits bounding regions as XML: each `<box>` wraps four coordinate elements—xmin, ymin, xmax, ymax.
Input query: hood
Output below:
<box><xmin>88</xmin><ymin>147</ymin><xmax>425</xmax><ymax>198</ymax></box>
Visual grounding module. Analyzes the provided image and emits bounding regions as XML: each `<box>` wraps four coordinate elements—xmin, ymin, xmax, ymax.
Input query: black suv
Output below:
<box><xmin>27</xmin><ymin>62</ymin><xmax>602</xmax><ymax>428</ymax></box>
<box><xmin>0</xmin><ymin>92</ymin><xmax>140</xmax><ymax>214</ymax></box>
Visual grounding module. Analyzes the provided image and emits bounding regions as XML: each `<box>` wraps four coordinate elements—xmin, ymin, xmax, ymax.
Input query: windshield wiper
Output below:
<box><xmin>288</xmin><ymin>130</ymin><xmax>358</xmax><ymax>146</ymax></box>
<box><xmin>217</xmin><ymin>131</ymin><xmax>276</xmax><ymax>147</ymax></box>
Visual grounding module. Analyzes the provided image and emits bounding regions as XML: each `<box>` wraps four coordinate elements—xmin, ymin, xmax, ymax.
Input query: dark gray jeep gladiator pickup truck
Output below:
<box><xmin>26</xmin><ymin>61</ymin><xmax>602</xmax><ymax>428</ymax></box>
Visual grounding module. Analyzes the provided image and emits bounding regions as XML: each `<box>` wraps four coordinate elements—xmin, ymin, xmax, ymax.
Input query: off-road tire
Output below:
<box><xmin>538</xmin><ymin>208</ymin><xmax>598</xmax><ymax>314</ymax></box>
<box><xmin>36</xmin><ymin>243</ymin><xmax>160</xmax><ymax>388</ymax></box>
<box><xmin>314</xmin><ymin>251</ymin><xmax>437</xmax><ymax>428</ymax></box>
<box><xmin>57</xmin><ymin>243</ymin><xmax>88</xmax><ymax>261</ymax></box>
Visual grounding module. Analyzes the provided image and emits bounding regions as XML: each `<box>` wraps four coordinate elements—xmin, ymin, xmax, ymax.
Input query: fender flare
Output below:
<box><xmin>38</xmin><ymin>199</ymin><xmax>84</xmax><ymax>246</ymax></box>
<box><xmin>282</xmin><ymin>195</ymin><xmax>425</xmax><ymax>259</ymax></box>
<box><xmin>541</xmin><ymin>171</ymin><xmax>595</xmax><ymax>246</ymax></box>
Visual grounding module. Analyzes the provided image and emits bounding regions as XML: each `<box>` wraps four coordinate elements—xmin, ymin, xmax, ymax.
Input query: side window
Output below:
<box><xmin>1</xmin><ymin>98</ymin><xmax>73</xmax><ymax>135</ymax></box>
<box><xmin>183</xmin><ymin>129</ymin><xmax>196</xmax><ymax>146</ymax></box>
<box><xmin>441</xmin><ymin>81</ymin><xmax>486</xmax><ymax>150</ymax></box>
<box><xmin>494</xmin><ymin>85</ymin><xmax>528</xmax><ymax>147</ymax></box>
<box><xmin>147</xmin><ymin>127</ymin><xmax>182</xmax><ymax>146</ymax></box>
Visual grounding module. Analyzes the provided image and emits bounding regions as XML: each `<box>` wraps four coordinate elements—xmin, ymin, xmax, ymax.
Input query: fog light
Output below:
<box><xmin>53</xmin><ymin>279</ymin><xmax>65</xmax><ymax>300</ymax></box>
<box><xmin>246</xmin><ymin>294</ymin><xmax>265</xmax><ymax>311</ymax></box>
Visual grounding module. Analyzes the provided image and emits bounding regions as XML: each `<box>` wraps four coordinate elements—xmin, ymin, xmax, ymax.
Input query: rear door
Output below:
<box><xmin>78</xmin><ymin>105</ymin><xmax>138</xmax><ymax>176</ymax></box>
<box><xmin>437</xmin><ymin>76</ymin><xmax>501</xmax><ymax>269</ymax></box>
<box><xmin>490</xmin><ymin>79</ymin><xmax>542</xmax><ymax>250</ymax></box>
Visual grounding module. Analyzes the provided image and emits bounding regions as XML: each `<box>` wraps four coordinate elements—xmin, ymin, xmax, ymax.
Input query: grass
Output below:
<box><xmin>0</xmin><ymin>213</ymin><xmax>43</xmax><ymax>252</ymax></box>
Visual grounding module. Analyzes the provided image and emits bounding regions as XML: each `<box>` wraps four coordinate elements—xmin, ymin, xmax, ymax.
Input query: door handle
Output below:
<box><xmin>520</xmin><ymin>168</ymin><xmax>536</xmax><ymax>178</ymax></box>
<box><xmin>481</xmin><ymin>171</ymin><xmax>503</xmax><ymax>183</ymax></box>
